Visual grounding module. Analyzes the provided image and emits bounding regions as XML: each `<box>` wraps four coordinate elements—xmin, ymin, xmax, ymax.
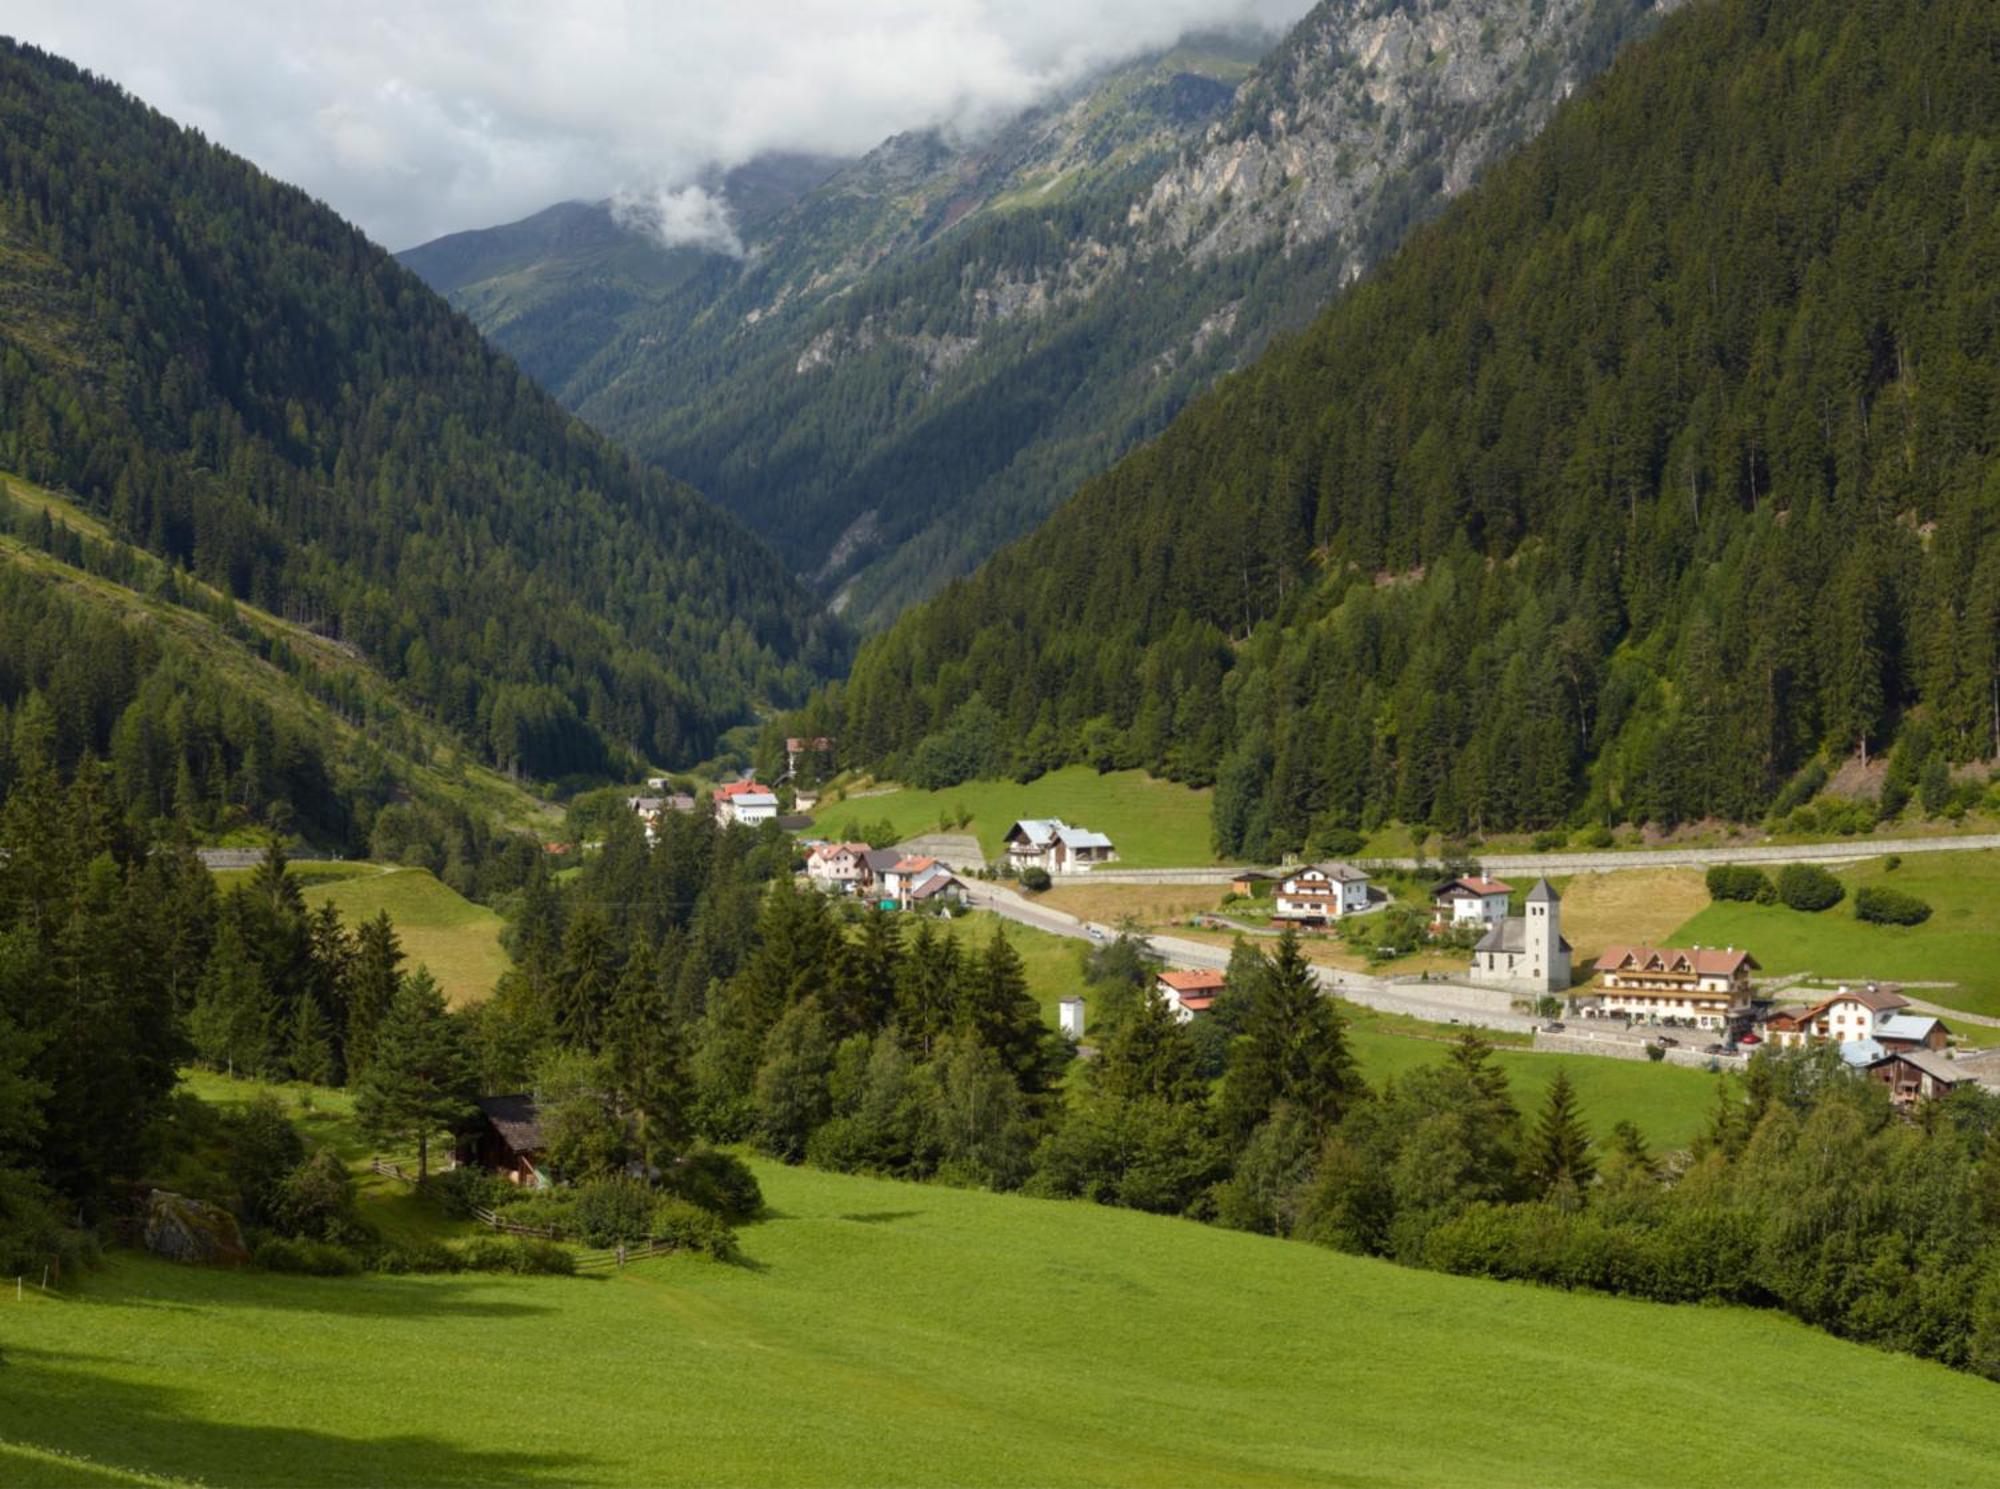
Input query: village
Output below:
<box><xmin>615</xmin><ymin>743</ymin><xmax>2000</xmax><ymax>1119</ymax></box>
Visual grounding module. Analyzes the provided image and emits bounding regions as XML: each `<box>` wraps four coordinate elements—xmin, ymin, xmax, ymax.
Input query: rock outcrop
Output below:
<box><xmin>143</xmin><ymin>1190</ymin><xmax>250</xmax><ymax>1266</ymax></box>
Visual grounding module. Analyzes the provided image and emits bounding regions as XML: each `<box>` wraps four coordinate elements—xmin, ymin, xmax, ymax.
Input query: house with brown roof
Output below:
<box><xmin>805</xmin><ymin>841</ymin><xmax>871</xmax><ymax>893</ymax></box>
<box><xmin>1431</xmin><ymin>875</ymin><xmax>1512</xmax><ymax>930</ymax></box>
<box><xmin>1273</xmin><ymin>863</ymin><xmax>1372</xmax><ymax>925</ymax></box>
<box><xmin>1589</xmin><ymin>944</ymin><xmax>1760</xmax><ymax>1030</ymax></box>
<box><xmin>1840</xmin><ymin>1041</ymin><xmax>1976</xmax><ymax>1109</ymax></box>
<box><xmin>454</xmin><ymin>1095</ymin><xmax>548</xmax><ymax>1187</ymax></box>
<box><xmin>1156</xmin><ymin>968</ymin><xmax>1227</xmax><ymax>1022</ymax></box>
<box><xmin>1764</xmin><ymin>984</ymin><xmax>1912</xmax><ymax>1048</ymax></box>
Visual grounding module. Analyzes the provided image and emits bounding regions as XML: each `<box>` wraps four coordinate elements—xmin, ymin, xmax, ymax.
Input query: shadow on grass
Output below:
<box><xmin>3</xmin><ymin>1345</ymin><xmax>591</xmax><ymax>1487</ymax></box>
<box><xmin>837</xmin><ymin>1211</ymin><xmax>922</xmax><ymax>1225</ymax></box>
<box><xmin>89</xmin><ymin>1258</ymin><xmax>559</xmax><ymax>1322</ymax></box>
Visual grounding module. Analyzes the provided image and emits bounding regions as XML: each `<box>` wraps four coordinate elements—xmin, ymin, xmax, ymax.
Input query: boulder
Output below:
<box><xmin>143</xmin><ymin>1189</ymin><xmax>250</xmax><ymax>1266</ymax></box>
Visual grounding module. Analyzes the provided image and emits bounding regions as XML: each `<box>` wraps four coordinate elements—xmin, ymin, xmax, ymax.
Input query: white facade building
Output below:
<box><xmin>1468</xmin><ymin>878</ymin><xmax>1571</xmax><ymax>996</ymax></box>
<box><xmin>1272</xmin><ymin>863</ymin><xmax>1372</xmax><ymax>924</ymax></box>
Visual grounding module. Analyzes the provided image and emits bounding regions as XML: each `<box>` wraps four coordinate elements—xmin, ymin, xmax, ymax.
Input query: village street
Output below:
<box><xmin>960</xmin><ymin>882</ymin><xmax>1537</xmax><ymax>1033</ymax></box>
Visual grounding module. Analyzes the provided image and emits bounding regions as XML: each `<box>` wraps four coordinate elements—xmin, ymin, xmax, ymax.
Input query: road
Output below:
<box><xmin>962</xmin><ymin>882</ymin><xmax>1536</xmax><ymax>1032</ymax></box>
<box><xmin>1073</xmin><ymin>833</ymin><xmax>2000</xmax><ymax>884</ymax></box>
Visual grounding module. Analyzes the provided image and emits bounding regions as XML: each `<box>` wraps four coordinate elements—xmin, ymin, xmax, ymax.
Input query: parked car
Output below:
<box><xmin>1657</xmin><ymin>1036</ymin><xmax>1680</xmax><ymax>1047</ymax></box>
<box><xmin>1703</xmin><ymin>1043</ymin><xmax>1726</xmax><ymax>1055</ymax></box>
<box><xmin>1543</xmin><ymin>1021</ymin><xmax>1565</xmax><ymax>1033</ymax></box>
<box><xmin>1738</xmin><ymin>1032</ymin><xmax>1761</xmax><ymax>1045</ymax></box>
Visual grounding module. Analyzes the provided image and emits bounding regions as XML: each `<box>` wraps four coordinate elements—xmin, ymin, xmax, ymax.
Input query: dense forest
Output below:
<box><xmin>0</xmin><ymin>41</ymin><xmax>844</xmax><ymax>786</ymax></box>
<box><xmin>799</xmin><ymin>0</ymin><xmax>2000</xmax><ymax>852</ymax></box>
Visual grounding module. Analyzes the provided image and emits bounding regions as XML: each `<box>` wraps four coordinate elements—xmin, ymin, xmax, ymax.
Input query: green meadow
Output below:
<box><xmin>212</xmin><ymin>863</ymin><xmax>512</xmax><ymax>1009</ymax></box>
<box><xmin>1668</xmin><ymin>849</ymin><xmax>2000</xmax><ymax>1018</ymax></box>
<box><xmin>7</xmin><ymin>1158</ymin><xmax>2000</xmax><ymax>1488</ymax></box>
<box><xmin>818</xmin><ymin>767</ymin><xmax>1216</xmax><ymax>867</ymax></box>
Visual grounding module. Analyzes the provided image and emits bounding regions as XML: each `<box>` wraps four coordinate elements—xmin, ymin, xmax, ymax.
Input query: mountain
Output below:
<box><xmin>0</xmin><ymin>40</ymin><xmax>843</xmax><ymax>807</ymax></box>
<box><xmin>406</xmin><ymin>2</ymin><xmax>1677</xmax><ymax>628</ymax></box>
<box><xmin>802</xmin><ymin>0</ymin><xmax>2000</xmax><ymax>855</ymax></box>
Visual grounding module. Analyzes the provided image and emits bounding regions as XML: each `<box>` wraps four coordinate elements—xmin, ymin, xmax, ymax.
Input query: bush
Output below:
<box><xmin>253</xmin><ymin>1237</ymin><xmax>361</xmax><ymax>1276</ymax></box>
<box><xmin>649</xmin><ymin>1198</ymin><xmax>740</xmax><ymax>1261</ymax></box>
<box><xmin>1646</xmin><ymin>1043</ymin><xmax>1667</xmax><ymax>1063</ymax></box>
<box><xmin>1885</xmin><ymin>854</ymin><xmax>1903</xmax><ymax>872</ymax></box>
<box><xmin>435</xmin><ymin>1165</ymin><xmax>510</xmax><ymax>1219</ymax></box>
<box><xmin>1018</xmin><ymin>866</ymin><xmax>1051</xmax><ymax>893</ymax></box>
<box><xmin>659</xmin><ymin>1149</ymin><xmax>764</xmax><ymax>1221</ymax></box>
<box><xmin>1776</xmin><ymin>864</ymin><xmax>1845</xmax><ymax>912</ymax></box>
<box><xmin>1705</xmin><ymin>865</ymin><xmax>1775</xmax><ymax>903</ymax></box>
<box><xmin>499</xmin><ymin>1192</ymin><xmax>579</xmax><ymax>1236</ymax></box>
<box><xmin>1531</xmin><ymin>829</ymin><xmax>1569</xmax><ymax>853</ymax></box>
<box><xmin>458</xmin><ymin>1237</ymin><xmax>575</xmax><ymax>1275</ymax></box>
<box><xmin>572</xmin><ymin>1178</ymin><xmax>654</xmax><ymax>1246</ymax></box>
<box><xmin>369</xmin><ymin>1239</ymin><xmax>462</xmax><ymax>1274</ymax></box>
<box><xmin>1577</xmin><ymin>824</ymin><xmax>1614</xmax><ymax>849</ymax></box>
<box><xmin>1854</xmin><ymin>886</ymin><xmax>1933</xmax><ymax>926</ymax></box>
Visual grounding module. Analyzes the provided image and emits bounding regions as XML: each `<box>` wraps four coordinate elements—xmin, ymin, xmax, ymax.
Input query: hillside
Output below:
<box><xmin>814</xmin><ymin>0</ymin><xmax>2000</xmax><ymax>855</ymax></box>
<box><xmin>10</xmin><ymin>1154</ymin><xmax>2000</xmax><ymax>1487</ymax></box>
<box><xmin>404</xmin><ymin>2</ymin><xmax>1677</xmax><ymax>627</ymax></box>
<box><xmin>0</xmin><ymin>41</ymin><xmax>843</xmax><ymax>793</ymax></box>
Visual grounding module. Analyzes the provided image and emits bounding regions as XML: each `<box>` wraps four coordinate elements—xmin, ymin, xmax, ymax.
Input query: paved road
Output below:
<box><xmin>1075</xmin><ymin>833</ymin><xmax>2000</xmax><ymax>884</ymax></box>
<box><xmin>962</xmin><ymin>883</ymin><xmax>1535</xmax><ymax>1032</ymax></box>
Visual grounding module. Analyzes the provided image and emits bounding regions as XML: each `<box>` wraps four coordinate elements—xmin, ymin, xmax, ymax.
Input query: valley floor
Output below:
<box><xmin>8</xmin><ymin>1161</ymin><xmax>2000</xmax><ymax>1488</ymax></box>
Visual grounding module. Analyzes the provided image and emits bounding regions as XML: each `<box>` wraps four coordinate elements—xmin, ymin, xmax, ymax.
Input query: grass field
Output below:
<box><xmin>8</xmin><ymin>1160</ymin><xmax>2000</xmax><ymax>1487</ymax></box>
<box><xmin>817</xmin><ymin>768</ymin><xmax>1215</xmax><ymax>867</ymax></box>
<box><xmin>304</xmin><ymin>868</ymin><xmax>511</xmax><ymax>1008</ymax></box>
<box><xmin>1556</xmin><ymin>869</ymin><xmax>1711</xmax><ymax>965</ymax></box>
<box><xmin>1666</xmin><ymin>849</ymin><xmax>2000</xmax><ymax>1017</ymax></box>
<box><xmin>936</xmin><ymin>910</ymin><xmax>1090</xmax><ymax>1026</ymax></box>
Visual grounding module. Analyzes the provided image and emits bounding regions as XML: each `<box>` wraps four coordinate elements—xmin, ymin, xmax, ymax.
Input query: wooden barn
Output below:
<box><xmin>456</xmin><ymin>1094</ymin><xmax>548</xmax><ymax>1187</ymax></box>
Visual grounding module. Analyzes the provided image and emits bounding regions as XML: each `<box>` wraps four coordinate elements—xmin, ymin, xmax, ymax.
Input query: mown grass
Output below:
<box><xmin>817</xmin><ymin>767</ymin><xmax>1215</xmax><ymax>867</ymax></box>
<box><xmin>1668</xmin><ymin>850</ymin><xmax>2000</xmax><ymax>1017</ymax></box>
<box><xmin>7</xmin><ymin>1159</ymin><xmax>2000</xmax><ymax>1487</ymax></box>
<box><xmin>311</xmin><ymin>867</ymin><xmax>510</xmax><ymax>1009</ymax></box>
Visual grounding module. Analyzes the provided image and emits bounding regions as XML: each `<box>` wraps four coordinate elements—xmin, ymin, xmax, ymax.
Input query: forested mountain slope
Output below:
<box><xmin>807</xmin><ymin>0</ymin><xmax>2000</xmax><ymax>857</ymax></box>
<box><xmin>407</xmin><ymin>2</ymin><xmax>1675</xmax><ymax>628</ymax></box>
<box><xmin>0</xmin><ymin>41</ymin><xmax>843</xmax><ymax>789</ymax></box>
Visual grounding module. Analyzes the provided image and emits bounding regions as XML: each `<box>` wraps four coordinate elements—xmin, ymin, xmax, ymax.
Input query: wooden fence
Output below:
<box><xmin>373</xmin><ymin>1158</ymin><xmax>675</xmax><ymax>1267</ymax></box>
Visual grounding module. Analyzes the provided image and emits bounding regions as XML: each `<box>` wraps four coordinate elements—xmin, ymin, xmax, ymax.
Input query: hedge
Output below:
<box><xmin>1706</xmin><ymin>865</ymin><xmax>1774</xmax><ymax>903</ymax></box>
<box><xmin>1777</xmin><ymin>864</ymin><xmax>1845</xmax><ymax>912</ymax></box>
<box><xmin>1854</xmin><ymin>885</ymin><xmax>1933</xmax><ymax>926</ymax></box>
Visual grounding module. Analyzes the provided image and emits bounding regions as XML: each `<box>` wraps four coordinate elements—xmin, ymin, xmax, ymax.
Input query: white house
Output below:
<box><xmin>1272</xmin><ymin>863</ymin><xmax>1372</xmax><ymax>925</ymax></box>
<box><xmin>1468</xmin><ymin>878</ymin><xmax>1571</xmax><ymax>996</ymax></box>
<box><xmin>1431</xmin><ymin>875</ymin><xmax>1512</xmax><ymax>930</ymax></box>
<box><xmin>1003</xmin><ymin>819</ymin><xmax>1117</xmax><ymax>875</ymax></box>
<box><xmin>1155</xmin><ymin>969</ymin><xmax>1226</xmax><ymax>1022</ymax></box>
<box><xmin>1588</xmin><ymin>944</ymin><xmax>1759</xmax><ymax>1030</ymax></box>
<box><xmin>805</xmin><ymin>841</ymin><xmax>870</xmax><ymax>893</ymax></box>
<box><xmin>1764</xmin><ymin>985</ymin><xmax>1912</xmax><ymax>1049</ymax></box>
<box><xmin>713</xmin><ymin>780</ymin><xmax>778</xmax><ymax>826</ymax></box>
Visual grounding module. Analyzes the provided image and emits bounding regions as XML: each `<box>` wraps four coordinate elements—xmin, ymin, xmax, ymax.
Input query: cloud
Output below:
<box><xmin>612</xmin><ymin>185</ymin><xmax>743</xmax><ymax>258</ymax></box>
<box><xmin>8</xmin><ymin>1</ymin><xmax>1314</xmax><ymax>250</ymax></box>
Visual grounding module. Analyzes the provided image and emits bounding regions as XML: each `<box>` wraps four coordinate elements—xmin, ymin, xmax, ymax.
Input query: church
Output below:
<box><xmin>1467</xmin><ymin>878</ymin><xmax>1571</xmax><ymax>996</ymax></box>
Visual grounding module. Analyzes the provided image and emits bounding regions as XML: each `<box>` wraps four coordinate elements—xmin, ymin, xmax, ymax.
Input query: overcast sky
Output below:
<box><xmin>11</xmin><ymin>2</ymin><xmax>1312</xmax><ymax>251</ymax></box>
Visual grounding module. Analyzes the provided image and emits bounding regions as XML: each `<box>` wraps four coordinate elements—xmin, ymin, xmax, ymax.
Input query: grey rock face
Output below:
<box><xmin>143</xmin><ymin>1189</ymin><xmax>250</xmax><ymax>1266</ymax></box>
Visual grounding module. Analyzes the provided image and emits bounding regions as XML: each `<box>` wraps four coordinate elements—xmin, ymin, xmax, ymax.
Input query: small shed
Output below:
<box><xmin>457</xmin><ymin>1094</ymin><xmax>548</xmax><ymax>1187</ymax></box>
<box><xmin>1058</xmin><ymin>997</ymin><xmax>1086</xmax><ymax>1041</ymax></box>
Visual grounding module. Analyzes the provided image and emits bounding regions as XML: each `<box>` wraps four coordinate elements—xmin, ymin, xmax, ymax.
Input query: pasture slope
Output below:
<box><xmin>6</xmin><ymin>1161</ymin><xmax>2000</xmax><ymax>1487</ymax></box>
<box><xmin>818</xmin><ymin>768</ymin><xmax>1215</xmax><ymax>867</ymax></box>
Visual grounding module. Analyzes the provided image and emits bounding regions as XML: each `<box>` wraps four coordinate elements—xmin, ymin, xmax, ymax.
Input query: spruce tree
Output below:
<box><xmin>960</xmin><ymin>926</ymin><xmax>1048</xmax><ymax>1094</ymax></box>
<box><xmin>1218</xmin><ymin>926</ymin><xmax>1360</xmax><ymax>1147</ymax></box>
<box><xmin>1525</xmin><ymin>1068</ymin><xmax>1596</xmax><ymax>1200</ymax></box>
<box><xmin>343</xmin><ymin>911</ymin><xmax>404</xmax><ymax>1079</ymax></box>
<box><xmin>352</xmin><ymin>968</ymin><xmax>476</xmax><ymax>1179</ymax></box>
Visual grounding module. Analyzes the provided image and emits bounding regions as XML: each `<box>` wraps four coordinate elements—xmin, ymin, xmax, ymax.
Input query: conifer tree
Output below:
<box><xmin>1525</xmin><ymin>1068</ymin><xmax>1595</xmax><ymax>1200</ymax></box>
<box><xmin>343</xmin><ymin>911</ymin><xmax>404</xmax><ymax>1079</ymax></box>
<box><xmin>1218</xmin><ymin>926</ymin><xmax>1360</xmax><ymax>1147</ymax></box>
<box><xmin>960</xmin><ymin>926</ymin><xmax>1049</xmax><ymax>1094</ymax></box>
<box><xmin>352</xmin><ymin>968</ymin><xmax>475</xmax><ymax>1179</ymax></box>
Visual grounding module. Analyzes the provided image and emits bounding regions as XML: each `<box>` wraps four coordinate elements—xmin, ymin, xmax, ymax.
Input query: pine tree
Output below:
<box><xmin>1096</xmin><ymin>983</ymin><xmax>1206</xmax><ymax>1106</ymax></box>
<box><xmin>1525</xmin><ymin>1068</ymin><xmax>1596</xmax><ymax>1200</ymax></box>
<box><xmin>343</xmin><ymin>911</ymin><xmax>404</xmax><ymax>1079</ymax></box>
<box><xmin>190</xmin><ymin>917</ymin><xmax>274</xmax><ymax>1078</ymax></box>
<box><xmin>352</xmin><ymin>968</ymin><xmax>476</xmax><ymax>1179</ymax></box>
<box><xmin>1218</xmin><ymin>926</ymin><xmax>1360</xmax><ymax>1146</ymax></box>
<box><xmin>959</xmin><ymin>926</ymin><xmax>1048</xmax><ymax>1095</ymax></box>
<box><xmin>287</xmin><ymin>991</ymin><xmax>337</xmax><ymax>1087</ymax></box>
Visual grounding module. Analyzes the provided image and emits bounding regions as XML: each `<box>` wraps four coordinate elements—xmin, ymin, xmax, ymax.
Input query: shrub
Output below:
<box><xmin>458</xmin><ymin>1237</ymin><xmax>575</xmax><ymax>1275</ymax></box>
<box><xmin>1646</xmin><ymin>1043</ymin><xmax>1667</xmax><ymax>1063</ymax></box>
<box><xmin>1578</xmin><ymin>824</ymin><xmax>1614</xmax><ymax>850</ymax></box>
<box><xmin>1018</xmin><ymin>866</ymin><xmax>1051</xmax><ymax>893</ymax></box>
<box><xmin>253</xmin><ymin>1237</ymin><xmax>361</xmax><ymax>1276</ymax></box>
<box><xmin>1315</xmin><ymin>826</ymin><xmax>1366</xmax><ymax>857</ymax></box>
<box><xmin>500</xmin><ymin>1192</ymin><xmax>579</xmax><ymax>1236</ymax></box>
<box><xmin>660</xmin><ymin>1148</ymin><xmax>764</xmax><ymax>1221</ymax></box>
<box><xmin>1705</xmin><ymin>865</ymin><xmax>1774</xmax><ymax>903</ymax></box>
<box><xmin>572</xmin><ymin>1178</ymin><xmax>654</xmax><ymax>1246</ymax></box>
<box><xmin>1885</xmin><ymin>854</ymin><xmax>1902</xmax><ymax>872</ymax></box>
<box><xmin>649</xmin><ymin>1198</ymin><xmax>740</xmax><ymax>1261</ymax></box>
<box><xmin>435</xmin><ymin>1165</ymin><xmax>510</xmax><ymax>1219</ymax></box>
<box><xmin>1776</xmin><ymin>864</ymin><xmax>1845</xmax><ymax>912</ymax></box>
<box><xmin>1854</xmin><ymin>886</ymin><xmax>1932</xmax><ymax>926</ymax></box>
<box><xmin>369</xmin><ymin>1239</ymin><xmax>462</xmax><ymax>1274</ymax></box>
<box><xmin>1531</xmin><ymin>829</ymin><xmax>1569</xmax><ymax>853</ymax></box>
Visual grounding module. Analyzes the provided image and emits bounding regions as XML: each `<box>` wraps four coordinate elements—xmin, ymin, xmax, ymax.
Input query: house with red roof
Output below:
<box><xmin>1430</xmin><ymin>875</ymin><xmax>1513</xmax><ymax>930</ymax></box>
<box><xmin>713</xmin><ymin>779</ymin><xmax>778</xmax><ymax>825</ymax></box>
<box><xmin>1156</xmin><ymin>968</ymin><xmax>1227</xmax><ymax>1022</ymax></box>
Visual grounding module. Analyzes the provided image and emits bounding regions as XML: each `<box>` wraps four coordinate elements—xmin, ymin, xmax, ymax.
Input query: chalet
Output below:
<box><xmin>1764</xmin><ymin>985</ymin><xmax>1912</xmax><ymax>1048</ymax></box>
<box><xmin>713</xmin><ymin>780</ymin><xmax>779</xmax><ymax>826</ymax></box>
<box><xmin>1230</xmin><ymin>870</ymin><xmax>1274</xmax><ymax>896</ymax></box>
<box><xmin>1873</xmin><ymin>1013</ymin><xmax>1951</xmax><ymax>1053</ymax></box>
<box><xmin>805</xmin><ymin>841</ymin><xmax>870</xmax><ymax>893</ymax></box>
<box><xmin>1468</xmin><ymin>879</ymin><xmax>1572</xmax><ymax>995</ymax></box>
<box><xmin>624</xmin><ymin>793</ymin><xmax>693</xmax><ymax>842</ymax></box>
<box><xmin>1003</xmin><ymin>819</ymin><xmax>1117</xmax><ymax>875</ymax></box>
<box><xmin>1841</xmin><ymin>1041</ymin><xmax>1976</xmax><ymax>1109</ymax></box>
<box><xmin>861</xmin><ymin>847</ymin><xmax>904</xmax><ymax>901</ymax></box>
<box><xmin>1431</xmin><ymin>875</ymin><xmax>1513</xmax><ymax>930</ymax></box>
<box><xmin>1589</xmin><ymin>945</ymin><xmax>1760</xmax><ymax>1030</ymax></box>
<box><xmin>906</xmin><ymin>864</ymin><xmax>969</xmax><ymax>908</ymax></box>
<box><xmin>1272</xmin><ymin>863</ymin><xmax>1372</xmax><ymax>925</ymax></box>
<box><xmin>1156</xmin><ymin>968</ymin><xmax>1227</xmax><ymax>1022</ymax></box>
<box><xmin>455</xmin><ymin>1095</ymin><xmax>548</xmax><ymax>1187</ymax></box>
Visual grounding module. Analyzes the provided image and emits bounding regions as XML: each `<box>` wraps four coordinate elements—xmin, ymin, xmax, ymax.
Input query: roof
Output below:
<box><xmin>1474</xmin><ymin>917</ymin><xmax>1573</xmax><ymax>955</ymax></box>
<box><xmin>891</xmin><ymin>855</ymin><xmax>939</xmax><ymax>875</ymax></box>
<box><xmin>909</xmin><ymin>868</ymin><xmax>964</xmax><ymax>900</ymax></box>
<box><xmin>474</xmin><ymin>1095</ymin><xmax>544</xmax><ymax>1155</ymax></box>
<box><xmin>1004</xmin><ymin>818</ymin><xmax>1114</xmax><ymax>852</ymax></box>
<box><xmin>1874</xmin><ymin>1014</ymin><xmax>1947</xmax><ymax>1043</ymax></box>
<box><xmin>1598</xmin><ymin>945</ymin><xmax>1759</xmax><ymax>976</ymax></box>
<box><xmin>1159</xmin><ymin>969</ymin><xmax>1227</xmax><ymax>995</ymax></box>
<box><xmin>863</xmin><ymin>847</ymin><xmax>903</xmax><ymax>873</ymax></box>
<box><xmin>712</xmin><ymin>779</ymin><xmax>766</xmax><ymax>800</ymax></box>
<box><xmin>1526</xmin><ymin>879</ymin><xmax>1560</xmax><ymax>904</ymax></box>
<box><xmin>1231</xmin><ymin>870</ymin><xmax>1274</xmax><ymax>882</ymax></box>
<box><xmin>808</xmin><ymin>841</ymin><xmax>870</xmax><ymax>862</ymax></box>
<box><xmin>1825</xmin><ymin>986</ymin><xmax>1911</xmax><ymax>1013</ymax></box>
<box><xmin>785</xmin><ymin>736</ymin><xmax>833</xmax><ymax>752</ymax></box>
<box><xmin>1435</xmin><ymin>876</ymin><xmax>1511</xmax><ymax>899</ymax></box>
<box><xmin>1312</xmin><ymin>861</ymin><xmax>1370</xmax><ymax>882</ymax></box>
<box><xmin>627</xmin><ymin>796</ymin><xmax>665</xmax><ymax>812</ymax></box>
<box><xmin>1839</xmin><ymin>1038</ymin><xmax>1888</xmax><ymax>1069</ymax></box>
<box><xmin>1057</xmin><ymin>826</ymin><xmax>1115</xmax><ymax>851</ymax></box>
<box><xmin>1892</xmin><ymin>1049</ymin><xmax>1974</xmax><ymax>1086</ymax></box>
